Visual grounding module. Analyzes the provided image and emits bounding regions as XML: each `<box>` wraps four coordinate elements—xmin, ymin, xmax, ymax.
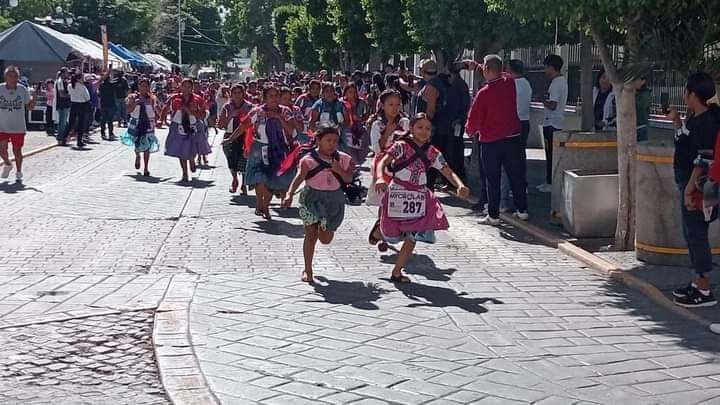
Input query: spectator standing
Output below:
<box><xmin>537</xmin><ymin>54</ymin><xmax>568</xmax><ymax>193</ymax></box>
<box><xmin>414</xmin><ymin>59</ymin><xmax>450</xmax><ymax>190</ymax></box>
<box><xmin>500</xmin><ymin>60</ymin><xmax>533</xmax><ymax>211</ymax></box>
<box><xmin>54</xmin><ymin>68</ymin><xmax>71</xmax><ymax>139</ymax></box>
<box><xmin>0</xmin><ymin>66</ymin><xmax>35</xmax><ymax>182</ymax></box>
<box><xmin>57</xmin><ymin>71</ymin><xmax>91</xmax><ymax>148</ymax></box>
<box><xmin>44</xmin><ymin>79</ymin><xmax>55</xmax><ymax>136</ymax></box>
<box><xmin>443</xmin><ymin>64</ymin><xmax>471</xmax><ymax>181</ymax></box>
<box><xmin>115</xmin><ymin>71</ymin><xmax>129</xmax><ymax>127</ymax></box>
<box><xmin>465</xmin><ymin>55</ymin><xmax>528</xmax><ymax>225</ymax></box>
<box><xmin>98</xmin><ymin>72</ymin><xmax>118</xmax><ymax>141</ymax></box>
<box><xmin>593</xmin><ymin>68</ymin><xmax>616</xmax><ymax>130</ymax></box>
<box><xmin>669</xmin><ymin>72</ymin><xmax>720</xmax><ymax>308</ymax></box>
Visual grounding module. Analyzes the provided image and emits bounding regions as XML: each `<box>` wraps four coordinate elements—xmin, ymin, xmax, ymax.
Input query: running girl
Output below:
<box><xmin>229</xmin><ymin>86</ymin><xmax>295</xmax><ymax>219</ymax></box>
<box><xmin>162</xmin><ymin>78</ymin><xmax>210</xmax><ymax>183</ymax></box>
<box><xmin>282</xmin><ymin>127</ymin><xmax>354</xmax><ymax>283</ymax></box>
<box><xmin>340</xmin><ymin>83</ymin><xmax>370</xmax><ymax>164</ymax></box>
<box><xmin>369</xmin><ymin>113</ymin><xmax>469</xmax><ymax>283</ymax></box>
<box><xmin>366</xmin><ymin>90</ymin><xmax>410</xmax><ymax>206</ymax></box>
<box><xmin>121</xmin><ymin>78</ymin><xmax>159</xmax><ymax>176</ymax></box>
<box><xmin>218</xmin><ymin>84</ymin><xmax>253</xmax><ymax>194</ymax></box>
<box><xmin>309</xmin><ymin>82</ymin><xmax>345</xmax><ymax>134</ymax></box>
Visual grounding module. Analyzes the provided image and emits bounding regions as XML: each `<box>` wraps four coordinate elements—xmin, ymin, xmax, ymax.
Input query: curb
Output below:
<box><xmin>10</xmin><ymin>142</ymin><xmax>58</xmax><ymax>162</ymax></box>
<box><xmin>153</xmin><ymin>275</ymin><xmax>218</xmax><ymax>405</ymax></box>
<box><xmin>500</xmin><ymin>213</ymin><xmax>714</xmax><ymax>330</ymax></box>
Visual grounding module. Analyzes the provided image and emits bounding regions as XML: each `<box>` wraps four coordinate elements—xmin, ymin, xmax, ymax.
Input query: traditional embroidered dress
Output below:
<box><xmin>366</xmin><ymin>116</ymin><xmax>410</xmax><ymax>206</ymax></box>
<box><xmin>120</xmin><ymin>95</ymin><xmax>159</xmax><ymax>153</ymax></box>
<box><xmin>379</xmin><ymin>139</ymin><xmax>450</xmax><ymax>244</ymax></box>
<box><xmin>221</xmin><ymin>100</ymin><xmax>253</xmax><ymax>174</ymax></box>
<box><xmin>164</xmin><ymin>94</ymin><xmax>211</xmax><ymax>159</ymax></box>
<box><xmin>244</xmin><ymin>105</ymin><xmax>295</xmax><ymax>191</ymax></box>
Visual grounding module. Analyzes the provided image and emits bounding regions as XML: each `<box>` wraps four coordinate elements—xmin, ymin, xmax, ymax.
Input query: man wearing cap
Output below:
<box><xmin>54</xmin><ymin>67</ymin><xmax>71</xmax><ymax>138</ymax></box>
<box><xmin>0</xmin><ymin>66</ymin><xmax>35</xmax><ymax>182</ymax></box>
<box><xmin>414</xmin><ymin>59</ymin><xmax>450</xmax><ymax>190</ymax></box>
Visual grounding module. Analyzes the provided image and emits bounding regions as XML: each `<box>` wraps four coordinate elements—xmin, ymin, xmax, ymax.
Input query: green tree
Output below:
<box><xmin>328</xmin><ymin>0</ymin><xmax>372</xmax><ymax>70</ymax></box>
<box><xmin>360</xmin><ymin>0</ymin><xmax>415</xmax><ymax>58</ymax></box>
<box><xmin>273</xmin><ymin>4</ymin><xmax>303</xmax><ymax>64</ymax></box>
<box><xmin>305</xmin><ymin>0</ymin><xmax>339</xmax><ymax>69</ymax></box>
<box><xmin>285</xmin><ymin>9</ymin><xmax>320</xmax><ymax>71</ymax></box>
<box><xmin>224</xmin><ymin>0</ymin><xmax>284</xmax><ymax>73</ymax></box>
<box><xmin>489</xmin><ymin>0</ymin><xmax>720</xmax><ymax>249</ymax></box>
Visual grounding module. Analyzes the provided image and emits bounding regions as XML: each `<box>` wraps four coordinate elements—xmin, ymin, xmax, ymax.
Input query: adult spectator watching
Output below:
<box><xmin>414</xmin><ymin>59</ymin><xmax>450</xmax><ymax>190</ymax></box>
<box><xmin>115</xmin><ymin>71</ymin><xmax>129</xmax><ymax>127</ymax></box>
<box><xmin>54</xmin><ymin>68</ymin><xmax>71</xmax><ymax>138</ymax></box>
<box><xmin>669</xmin><ymin>72</ymin><xmax>720</xmax><ymax>308</ymax></box>
<box><xmin>537</xmin><ymin>54</ymin><xmax>568</xmax><ymax>193</ymax></box>
<box><xmin>465</xmin><ymin>55</ymin><xmax>528</xmax><ymax>225</ymax></box>
<box><xmin>444</xmin><ymin>63</ymin><xmax>471</xmax><ymax>181</ymax></box>
<box><xmin>0</xmin><ymin>65</ymin><xmax>35</xmax><ymax>182</ymax></box>
<box><xmin>98</xmin><ymin>72</ymin><xmax>118</xmax><ymax>141</ymax></box>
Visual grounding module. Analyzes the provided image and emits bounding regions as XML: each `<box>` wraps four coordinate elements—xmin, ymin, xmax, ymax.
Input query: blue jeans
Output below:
<box><xmin>116</xmin><ymin>98</ymin><xmax>127</xmax><ymax>123</ymax></box>
<box><xmin>679</xmin><ymin>183</ymin><xmax>714</xmax><ymax>276</ymax></box>
<box><xmin>56</xmin><ymin>107</ymin><xmax>70</xmax><ymax>137</ymax></box>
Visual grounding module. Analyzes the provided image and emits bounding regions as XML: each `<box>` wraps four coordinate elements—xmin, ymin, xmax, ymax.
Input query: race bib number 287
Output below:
<box><xmin>388</xmin><ymin>188</ymin><xmax>426</xmax><ymax>219</ymax></box>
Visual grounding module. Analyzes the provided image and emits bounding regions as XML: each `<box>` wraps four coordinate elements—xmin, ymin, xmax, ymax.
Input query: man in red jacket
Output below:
<box><xmin>465</xmin><ymin>55</ymin><xmax>528</xmax><ymax>225</ymax></box>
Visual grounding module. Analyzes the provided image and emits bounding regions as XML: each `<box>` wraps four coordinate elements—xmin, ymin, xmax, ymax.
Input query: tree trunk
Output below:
<box><xmin>432</xmin><ymin>48</ymin><xmax>449</xmax><ymax>73</ymax></box>
<box><xmin>591</xmin><ymin>26</ymin><xmax>638</xmax><ymax>251</ymax></box>
<box><xmin>579</xmin><ymin>32</ymin><xmax>594</xmax><ymax>131</ymax></box>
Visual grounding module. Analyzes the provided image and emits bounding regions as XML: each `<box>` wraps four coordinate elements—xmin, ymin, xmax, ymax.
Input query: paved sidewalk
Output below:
<box><xmin>1</xmin><ymin>128</ymin><xmax>719</xmax><ymax>404</ymax></box>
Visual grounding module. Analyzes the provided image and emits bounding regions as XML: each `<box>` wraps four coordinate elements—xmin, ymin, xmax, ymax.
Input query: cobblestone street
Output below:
<box><xmin>1</xmin><ymin>129</ymin><xmax>719</xmax><ymax>404</ymax></box>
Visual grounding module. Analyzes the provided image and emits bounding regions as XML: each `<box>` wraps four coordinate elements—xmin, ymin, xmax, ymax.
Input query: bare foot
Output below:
<box><xmin>302</xmin><ymin>271</ymin><xmax>314</xmax><ymax>284</ymax></box>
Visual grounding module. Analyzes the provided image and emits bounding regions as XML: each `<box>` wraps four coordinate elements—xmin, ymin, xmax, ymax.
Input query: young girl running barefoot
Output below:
<box><xmin>218</xmin><ymin>84</ymin><xmax>254</xmax><ymax>194</ymax></box>
<box><xmin>282</xmin><ymin>127</ymin><xmax>354</xmax><ymax>283</ymax></box>
<box><xmin>121</xmin><ymin>78</ymin><xmax>159</xmax><ymax>176</ymax></box>
<box><xmin>369</xmin><ymin>113</ymin><xmax>470</xmax><ymax>283</ymax></box>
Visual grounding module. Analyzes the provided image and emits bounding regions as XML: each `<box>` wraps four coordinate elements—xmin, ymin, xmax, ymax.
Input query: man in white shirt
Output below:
<box><xmin>500</xmin><ymin>60</ymin><xmax>533</xmax><ymax>210</ymax></box>
<box><xmin>0</xmin><ymin>66</ymin><xmax>34</xmax><ymax>182</ymax></box>
<box><xmin>538</xmin><ymin>54</ymin><xmax>568</xmax><ymax>193</ymax></box>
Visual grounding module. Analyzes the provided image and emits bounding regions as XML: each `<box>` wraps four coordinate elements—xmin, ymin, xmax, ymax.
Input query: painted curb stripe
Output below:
<box><xmin>556</xmin><ymin>141</ymin><xmax>618</xmax><ymax>148</ymax></box>
<box><xmin>637</xmin><ymin>154</ymin><xmax>674</xmax><ymax>164</ymax></box>
<box><xmin>636</xmin><ymin>241</ymin><xmax>720</xmax><ymax>255</ymax></box>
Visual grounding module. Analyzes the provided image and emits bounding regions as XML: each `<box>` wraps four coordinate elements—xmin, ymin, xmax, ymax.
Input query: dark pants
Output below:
<box><xmin>445</xmin><ymin>123</ymin><xmax>466</xmax><ymax>181</ymax></box>
<box><xmin>427</xmin><ymin>126</ymin><xmax>450</xmax><ymax>189</ymax></box>
<box><xmin>58</xmin><ymin>102</ymin><xmax>90</xmax><ymax>145</ymax></box>
<box><xmin>100</xmin><ymin>107</ymin><xmax>116</xmax><ymax>136</ymax></box>
<box><xmin>542</xmin><ymin>125</ymin><xmax>558</xmax><ymax>184</ymax></box>
<box><xmin>45</xmin><ymin>105</ymin><xmax>54</xmax><ymax>134</ymax></box>
<box><xmin>680</xmin><ymin>184</ymin><xmax>714</xmax><ymax>276</ymax></box>
<box><xmin>500</xmin><ymin>121</ymin><xmax>531</xmax><ymax>209</ymax></box>
<box><xmin>481</xmin><ymin>136</ymin><xmax>528</xmax><ymax>218</ymax></box>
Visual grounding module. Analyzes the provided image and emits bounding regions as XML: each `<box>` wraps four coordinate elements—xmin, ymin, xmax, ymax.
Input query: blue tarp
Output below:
<box><xmin>108</xmin><ymin>42</ymin><xmax>151</xmax><ymax>68</ymax></box>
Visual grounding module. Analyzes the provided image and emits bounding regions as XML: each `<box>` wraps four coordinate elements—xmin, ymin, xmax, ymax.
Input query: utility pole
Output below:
<box><xmin>177</xmin><ymin>0</ymin><xmax>182</xmax><ymax>66</ymax></box>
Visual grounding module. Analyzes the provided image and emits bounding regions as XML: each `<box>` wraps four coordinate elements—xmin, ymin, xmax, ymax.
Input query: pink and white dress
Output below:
<box><xmin>379</xmin><ymin>139</ymin><xmax>450</xmax><ymax>243</ymax></box>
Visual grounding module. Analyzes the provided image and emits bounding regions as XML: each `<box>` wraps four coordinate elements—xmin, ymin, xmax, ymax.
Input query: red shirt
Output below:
<box><xmin>465</xmin><ymin>74</ymin><xmax>521</xmax><ymax>143</ymax></box>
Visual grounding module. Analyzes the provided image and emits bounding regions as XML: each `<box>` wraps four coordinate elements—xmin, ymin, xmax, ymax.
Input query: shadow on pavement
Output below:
<box><xmin>230</xmin><ymin>194</ymin><xmax>257</xmax><ymax>208</ymax></box>
<box><xmin>124</xmin><ymin>174</ymin><xmax>173</xmax><ymax>184</ymax></box>
<box><xmin>274</xmin><ymin>206</ymin><xmax>300</xmax><ymax>218</ymax></box>
<box><xmin>392</xmin><ymin>281</ymin><xmax>502</xmax><ymax>314</ymax></box>
<box><xmin>497</xmin><ymin>222</ymin><xmax>554</xmax><ymax>247</ymax></box>
<box><xmin>0</xmin><ymin>181</ymin><xmax>41</xmax><ymax>194</ymax></box>
<box><xmin>238</xmin><ymin>219</ymin><xmax>305</xmax><ymax>239</ymax></box>
<box><xmin>310</xmin><ymin>276</ymin><xmax>389</xmax><ymax>310</ymax></box>
<box><xmin>380</xmin><ymin>253</ymin><xmax>457</xmax><ymax>282</ymax></box>
<box><xmin>600</xmin><ymin>278</ymin><xmax>720</xmax><ymax>353</ymax></box>
<box><xmin>174</xmin><ymin>179</ymin><xmax>215</xmax><ymax>189</ymax></box>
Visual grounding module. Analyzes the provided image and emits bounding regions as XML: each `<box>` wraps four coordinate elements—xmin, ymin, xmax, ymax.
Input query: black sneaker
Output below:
<box><xmin>674</xmin><ymin>287</ymin><xmax>717</xmax><ymax>308</ymax></box>
<box><xmin>673</xmin><ymin>282</ymin><xmax>695</xmax><ymax>298</ymax></box>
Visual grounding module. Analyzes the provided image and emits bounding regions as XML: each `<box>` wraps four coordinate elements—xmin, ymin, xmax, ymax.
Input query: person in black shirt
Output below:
<box><xmin>98</xmin><ymin>73</ymin><xmax>118</xmax><ymax>140</ymax></box>
<box><xmin>669</xmin><ymin>72</ymin><xmax>720</xmax><ymax>308</ymax></box>
<box><xmin>114</xmin><ymin>71</ymin><xmax>129</xmax><ymax>127</ymax></box>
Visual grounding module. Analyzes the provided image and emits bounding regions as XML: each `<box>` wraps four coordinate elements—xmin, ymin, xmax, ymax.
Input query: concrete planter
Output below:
<box><xmin>550</xmin><ymin>131</ymin><xmax>619</xmax><ymax>221</ymax></box>
<box><xmin>562</xmin><ymin>169</ymin><xmax>619</xmax><ymax>238</ymax></box>
<box><xmin>635</xmin><ymin>141</ymin><xmax>720</xmax><ymax>265</ymax></box>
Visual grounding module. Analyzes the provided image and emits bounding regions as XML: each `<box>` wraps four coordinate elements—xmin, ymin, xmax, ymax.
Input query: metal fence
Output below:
<box><xmin>514</xmin><ymin>45</ymin><xmax>688</xmax><ymax>114</ymax></box>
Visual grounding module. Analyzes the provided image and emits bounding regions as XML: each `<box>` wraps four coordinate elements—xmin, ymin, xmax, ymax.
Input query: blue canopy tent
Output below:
<box><xmin>108</xmin><ymin>42</ymin><xmax>150</xmax><ymax>69</ymax></box>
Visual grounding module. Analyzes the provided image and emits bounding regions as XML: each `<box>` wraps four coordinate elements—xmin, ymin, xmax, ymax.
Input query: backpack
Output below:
<box><xmin>388</xmin><ymin>138</ymin><xmax>432</xmax><ymax>175</ymax></box>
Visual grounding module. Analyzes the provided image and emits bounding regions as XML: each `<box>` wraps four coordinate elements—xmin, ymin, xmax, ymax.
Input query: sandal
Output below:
<box><xmin>302</xmin><ymin>271</ymin><xmax>314</xmax><ymax>284</ymax></box>
<box><xmin>369</xmin><ymin>220</ymin><xmax>382</xmax><ymax>245</ymax></box>
<box><xmin>390</xmin><ymin>274</ymin><xmax>411</xmax><ymax>284</ymax></box>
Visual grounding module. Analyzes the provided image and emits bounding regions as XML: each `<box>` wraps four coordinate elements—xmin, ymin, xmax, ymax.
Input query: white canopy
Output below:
<box><xmin>33</xmin><ymin>23</ymin><xmax>130</xmax><ymax>70</ymax></box>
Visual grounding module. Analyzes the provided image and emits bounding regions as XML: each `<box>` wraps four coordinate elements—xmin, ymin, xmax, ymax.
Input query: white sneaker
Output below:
<box><xmin>1</xmin><ymin>163</ymin><xmax>11</xmax><ymax>179</ymax></box>
<box><xmin>477</xmin><ymin>216</ymin><xmax>501</xmax><ymax>226</ymax></box>
<box><xmin>15</xmin><ymin>171</ymin><xmax>23</xmax><ymax>181</ymax></box>
<box><xmin>514</xmin><ymin>211</ymin><xmax>529</xmax><ymax>221</ymax></box>
<box><xmin>536</xmin><ymin>183</ymin><xmax>552</xmax><ymax>193</ymax></box>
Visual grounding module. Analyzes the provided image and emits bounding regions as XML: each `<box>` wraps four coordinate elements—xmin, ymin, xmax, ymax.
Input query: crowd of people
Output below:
<box><xmin>1</xmin><ymin>55</ymin><xmax>719</xmax><ymax>305</ymax></box>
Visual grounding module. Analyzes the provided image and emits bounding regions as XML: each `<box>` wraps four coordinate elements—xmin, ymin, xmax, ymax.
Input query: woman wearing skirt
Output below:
<box><xmin>224</xmin><ymin>86</ymin><xmax>295</xmax><ymax>219</ymax></box>
<box><xmin>161</xmin><ymin>78</ymin><xmax>211</xmax><ymax>183</ymax></box>
<box><xmin>218</xmin><ymin>84</ymin><xmax>254</xmax><ymax>194</ymax></box>
<box><xmin>120</xmin><ymin>78</ymin><xmax>159</xmax><ymax>176</ymax></box>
